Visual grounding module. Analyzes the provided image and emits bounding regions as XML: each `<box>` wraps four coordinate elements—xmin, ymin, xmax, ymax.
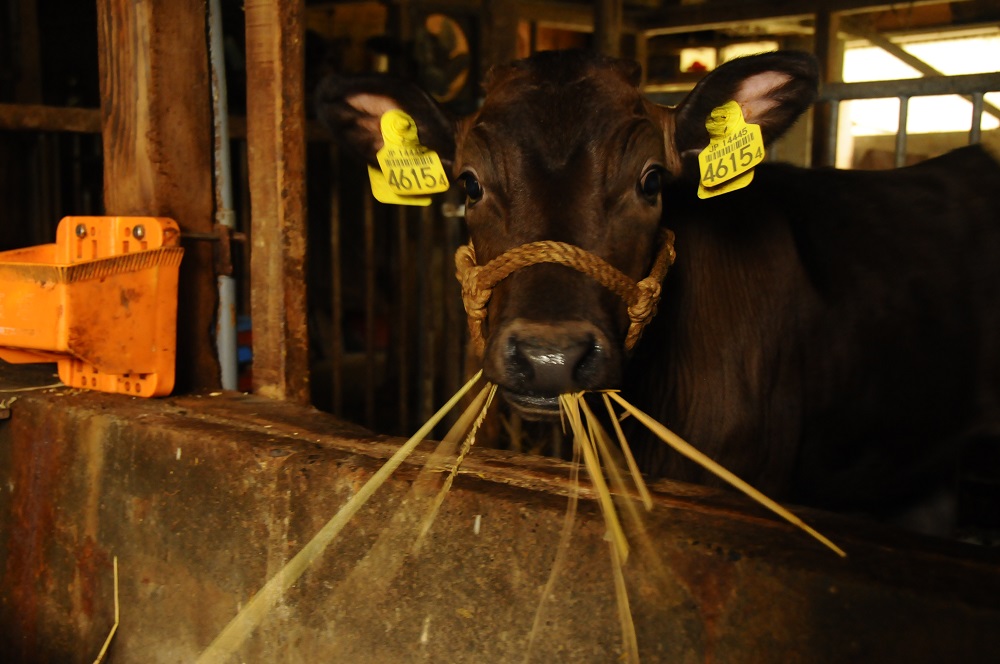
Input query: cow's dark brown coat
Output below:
<box><xmin>318</xmin><ymin>50</ymin><xmax>1000</xmax><ymax>518</ymax></box>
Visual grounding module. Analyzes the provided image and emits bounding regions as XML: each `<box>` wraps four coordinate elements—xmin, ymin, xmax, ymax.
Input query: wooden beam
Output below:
<box><xmin>244</xmin><ymin>0</ymin><xmax>310</xmax><ymax>403</ymax></box>
<box><xmin>0</xmin><ymin>104</ymin><xmax>101</xmax><ymax>133</ymax></box>
<box><xmin>96</xmin><ymin>0</ymin><xmax>220</xmax><ymax>392</ymax></box>
<box><xmin>631</xmin><ymin>0</ymin><xmax>971</xmax><ymax>36</ymax></box>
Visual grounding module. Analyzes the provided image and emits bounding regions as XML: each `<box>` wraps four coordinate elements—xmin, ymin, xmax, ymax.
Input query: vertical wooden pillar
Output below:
<box><xmin>634</xmin><ymin>32</ymin><xmax>649</xmax><ymax>88</ymax></box>
<box><xmin>96</xmin><ymin>0</ymin><xmax>220</xmax><ymax>391</ymax></box>
<box><xmin>481</xmin><ymin>0</ymin><xmax>519</xmax><ymax>73</ymax></box>
<box><xmin>594</xmin><ymin>0</ymin><xmax>623</xmax><ymax>57</ymax></box>
<box><xmin>14</xmin><ymin>0</ymin><xmax>42</xmax><ymax>103</ymax></box>
<box><xmin>244</xmin><ymin>0</ymin><xmax>310</xmax><ymax>403</ymax></box>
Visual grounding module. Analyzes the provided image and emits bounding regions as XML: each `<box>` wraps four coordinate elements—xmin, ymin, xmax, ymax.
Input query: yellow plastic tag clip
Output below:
<box><xmin>697</xmin><ymin>100</ymin><xmax>765</xmax><ymax>199</ymax></box>
<box><xmin>368</xmin><ymin>110</ymin><xmax>450</xmax><ymax>207</ymax></box>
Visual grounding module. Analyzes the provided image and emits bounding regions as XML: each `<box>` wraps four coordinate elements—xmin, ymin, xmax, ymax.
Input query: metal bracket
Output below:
<box><xmin>181</xmin><ymin>214</ymin><xmax>246</xmax><ymax>277</ymax></box>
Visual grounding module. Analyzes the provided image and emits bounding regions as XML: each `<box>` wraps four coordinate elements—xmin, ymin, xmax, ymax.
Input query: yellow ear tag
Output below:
<box><xmin>367</xmin><ymin>109</ymin><xmax>450</xmax><ymax>207</ymax></box>
<box><xmin>697</xmin><ymin>100</ymin><xmax>765</xmax><ymax>200</ymax></box>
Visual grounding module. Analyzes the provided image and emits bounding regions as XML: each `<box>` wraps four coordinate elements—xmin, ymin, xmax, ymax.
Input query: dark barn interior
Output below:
<box><xmin>1</xmin><ymin>0</ymin><xmax>1000</xmax><ymax>661</ymax></box>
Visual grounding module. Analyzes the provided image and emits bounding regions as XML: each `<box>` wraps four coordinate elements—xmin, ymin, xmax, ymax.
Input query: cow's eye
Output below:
<box><xmin>639</xmin><ymin>167</ymin><xmax>664</xmax><ymax>203</ymax></box>
<box><xmin>460</xmin><ymin>172</ymin><xmax>484</xmax><ymax>205</ymax></box>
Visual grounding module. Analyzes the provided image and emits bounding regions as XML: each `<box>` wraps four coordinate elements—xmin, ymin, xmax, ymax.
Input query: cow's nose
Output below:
<box><xmin>497</xmin><ymin>319</ymin><xmax>614</xmax><ymax>395</ymax></box>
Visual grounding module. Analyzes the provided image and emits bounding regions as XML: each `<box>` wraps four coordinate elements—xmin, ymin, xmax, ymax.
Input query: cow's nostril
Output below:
<box><xmin>503</xmin><ymin>330</ymin><xmax>609</xmax><ymax>395</ymax></box>
<box><xmin>572</xmin><ymin>338</ymin><xmax>605</xmax><ymax>388</ymax></box>
<box><xmin>505</xmin><ymin>336</ymin><xmax>535</xmax><ymax>389</ymax></box>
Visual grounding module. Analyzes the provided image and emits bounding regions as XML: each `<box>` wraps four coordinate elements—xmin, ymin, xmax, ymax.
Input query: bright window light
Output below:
<box><xmin>680</xmin><ymin>47</ymin><xmax>717</xmax><ymax>73</ymax></box>
<box><xmin>720</xmin><ymin>41</ymin><xmax>780</xmax><ymax>63</ymax></box>
<box><xmin>842</xmin><ymin>34</ymin><xmax>1000</xmax><ymax>135</ymax></box>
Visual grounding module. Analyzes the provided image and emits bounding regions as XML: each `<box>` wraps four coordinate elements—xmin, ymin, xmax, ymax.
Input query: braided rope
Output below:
<box><xmin>454</xmin><ymin>229</ymin><xmax>676</xmax><ymax>357</ymax></box>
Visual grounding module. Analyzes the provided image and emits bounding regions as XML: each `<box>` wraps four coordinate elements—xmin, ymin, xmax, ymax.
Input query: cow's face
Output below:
<box><xmin>317</xmin><ymin>50</ymin><xmax>817</xmax><ymax>420</ymax></box>
<box><xmin>452</xmin><ymin>55</ymin><xmax>674</xmax><ymax>417</ymax></box>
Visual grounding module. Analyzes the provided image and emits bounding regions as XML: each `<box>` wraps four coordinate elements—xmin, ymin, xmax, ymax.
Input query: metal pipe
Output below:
<box><xmin>397</xmin><ymin>205</ymin><xmax>409</xmax><ymax>433</ymax></box>
<box><xmin>209</xmin><ymin>0</ymin><xmax>238</xmax><ymax>390</ymax></box>
<box><xmin>330</xmin><ymin>146</ymin><xmax>343</xmax><ymax>416</ymax></box>
<box><xmin>364</xmin><ymin>194</ymin><xmax>376</xmax><ymax>428</ymax></box>
<box><xmin>825</xmin><ymin>101</ymin><xmax>840</xmax><ymax>168</ymax></box>
<box><xmin>895</xmin><ymin>96</ymin><xmax>909</xmax><ymax>169</ymax></box>
<box><xmin>819</xmin><ymin>72</ymin><xmax>1000</xmax><ymax>102</ymax></box>
<box><xmin>970</xmin><ymin>91</ymin><xmax>984</xmax><ymax>145</ymax></box>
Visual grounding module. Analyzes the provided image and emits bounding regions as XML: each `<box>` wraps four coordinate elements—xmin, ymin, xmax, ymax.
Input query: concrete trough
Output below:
<box><xmin>1</xmin><ymin>366</ymin><xmax>999</xmax><ymax>662</ymax></box>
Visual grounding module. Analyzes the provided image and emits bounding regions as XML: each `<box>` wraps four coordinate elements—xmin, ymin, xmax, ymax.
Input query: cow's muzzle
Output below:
<box><xmin>454</xmin><ymin>229</ymin><xmax>676</xmax><ymax>359</ymax></box>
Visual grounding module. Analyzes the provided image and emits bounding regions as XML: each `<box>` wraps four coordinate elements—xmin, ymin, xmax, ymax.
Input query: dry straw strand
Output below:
<box><xmin>412</xmin><ymin>383</ymin><xmax>498</xmax><ymax>552</ymax></box>
<box><xmin>608</xmin><ymin>532</ymin><xmax>640</xmax><ymax>664</ymax></box>
<box><xmin>524</xmin><ymin>429</ymin><xmax>582</xmax><ymax>663</ymax></box>
<box><xmin>197</xmin><ymin>371</ymin><xmax>485</xmax><ymax>662</ymax></box>
<box><xmin>601</xmin><ymin>393</ymin><xmax>653</xmax><ymax>510</ymax></box>
<box><xmin>606</xmin><ymin>391</ymin><xmax>846</xmax><ymax>558</ymax></box>
<box><xmin>560</xmin><ymin>394</ymin><xmax>629</xmax><ymax>563</ymax></box>
<box><xmin>92</xmin><ymin>556</ymin><xmax>118</xmax><ymax>664</ymax></box>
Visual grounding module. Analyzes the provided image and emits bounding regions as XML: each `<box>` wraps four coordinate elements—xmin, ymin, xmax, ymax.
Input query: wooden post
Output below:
<box><xmin>594</xmin><ymin>0</ymin><xmax>623</xmax><ymax>57</ymax></box>
<box><xmin>481</xmin><ymin>0</ymin><xmax>519</xmax><ymax>73</ymax></box>
<box><xmin>96</xmin><ymin>0</ymin><xmax>220</xmax><ymax>391</ymax></box>
<box><xmin>244</xmin><ymin>0</ymin><xmax>310</xmax><ymax>403</ymax></box>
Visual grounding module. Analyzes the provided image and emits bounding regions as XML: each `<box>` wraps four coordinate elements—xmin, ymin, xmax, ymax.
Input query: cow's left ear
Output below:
<box><xmin>671</xmin><ymin>51</ymin><xmax>818</xmax><ymax>156</ymax></box>
<box><xmin>315</xmin><ymin>73</ymin><xmax>456</xmax><ymax>168</ymax></box>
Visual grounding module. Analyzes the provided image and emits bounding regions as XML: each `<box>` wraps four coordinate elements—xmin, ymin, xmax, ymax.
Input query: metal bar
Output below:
<box><xmin>895</xmin><ymin>96</ymin><xmax>909</xmax><ymax>168</ymax></box>
<box><xmin>418</xmin><ymin>205</ymin><xmax>435</xmax><ymax>424</ymax></box>
<box><xmin>825</xmin><ymin>101</ymin><xmax>840</xmax><ymax>168</ymax></box>
<box><xmin>397</xmin><ymin>205</ymin><xmax>409</xmax><ymax>433</ymax></box>
<box><xmin>364</xmin><ymin>194</ymin><xmax>376</xmax><ymax>429</ymax></box>
<box><xmin>330</xmin><ymin>145</ymin><xmax>343</xmax><ymax>417</ymax></box>
<box><xmin>70</xmin><ymin>135</ymin><xmax>84</xmax><ymax>213</ymax></box>
<box><xmin>209</xmin><ymin>0</ymin><xmax>238</xmax><ymax>392</ymax></box>
<box><xmin>838</xmin><ymin>18</ymin><xmax>1000</xmax><ymax>123</ymax></box>
<box><xmin>443</xmin><ymin>213</ymin><xmax>462</xmax><ymax>408</ymax></box>
<box><xmin>820</xmin><ymin>72</ymin><xmax>1000</xmax><ymax>101</ymax></box>
<box><xmin>811</xmin><ymin>9</ymin><xmax>840</xmax><ymax>169</ymax></box>
<box><xmin>970</xmin><ymin>92</ymin><xmax>984</xmax><ymax>145</ymax></box>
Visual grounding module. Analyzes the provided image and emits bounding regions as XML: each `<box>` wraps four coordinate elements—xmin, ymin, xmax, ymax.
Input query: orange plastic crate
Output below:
<box><xmin>0</xmin><ymin>216</ymin><xmax>183</xmax><ymax>397</ymax></box>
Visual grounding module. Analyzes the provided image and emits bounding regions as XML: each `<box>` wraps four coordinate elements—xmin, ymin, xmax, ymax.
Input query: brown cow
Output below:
<box><xmin>317</xmin><ymin>50</ymin><xmax>1000</xmax><ymax>524</ymax></box>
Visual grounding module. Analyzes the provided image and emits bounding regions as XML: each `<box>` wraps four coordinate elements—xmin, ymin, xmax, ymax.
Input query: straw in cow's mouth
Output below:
<box><xmin>198</xmin><ymin>372</ymin><xmax>843</xmax><ymax>662</ymax></box>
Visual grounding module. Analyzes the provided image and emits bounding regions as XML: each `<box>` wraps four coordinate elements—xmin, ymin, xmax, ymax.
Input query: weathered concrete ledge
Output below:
<box><xmin>1</xmin><ymin>366</ymin><xmax>999</xmax><ymax>663</ymax></box>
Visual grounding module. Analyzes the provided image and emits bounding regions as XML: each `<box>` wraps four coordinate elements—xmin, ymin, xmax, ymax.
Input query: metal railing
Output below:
<box><xmin>818</xmin><ymin>71</ymin><xmax>1000</xmax><ymax>168</ymax></box>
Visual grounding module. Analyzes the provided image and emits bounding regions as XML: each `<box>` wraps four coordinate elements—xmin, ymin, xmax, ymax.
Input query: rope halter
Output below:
<box><xmin>454</xmin><ymin>228</ymin><xmax>677</xmax><ymax>357</ymax></box>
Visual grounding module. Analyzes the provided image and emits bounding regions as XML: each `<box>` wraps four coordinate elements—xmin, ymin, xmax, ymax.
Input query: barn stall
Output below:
<box><xmin>1</xmin><ymin>0</ymin><xmax>999</xmax><ymax>661</ymax></box>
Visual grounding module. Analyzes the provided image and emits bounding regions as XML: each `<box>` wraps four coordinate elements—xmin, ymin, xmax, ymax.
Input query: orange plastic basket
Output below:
<box><xmin>0</xmin><ymin>216</ymin><xmax>183</xmax><ymax>397</ymax></box>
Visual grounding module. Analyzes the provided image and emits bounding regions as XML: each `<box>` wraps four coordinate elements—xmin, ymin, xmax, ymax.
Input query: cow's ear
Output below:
<box><xmin>672</xmin><ymin>51</ymin><xmax>818</xmax><ymax>156</ymax></box>
<box><xmin>315</xmin><ymin>74</ymin><xmax>456</xmax><ymax>167</ymax></box>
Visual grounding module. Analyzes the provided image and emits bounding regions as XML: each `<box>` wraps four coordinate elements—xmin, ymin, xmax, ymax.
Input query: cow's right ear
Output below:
<box><xmin>315</xmin><ymin>74</ymin><xmax>456</xmax><ymax>168</ymax></box>
<box><xmin>671</xmin><ymin>51</ymin><xmax>819</xmax><ymax>157</ymax></box>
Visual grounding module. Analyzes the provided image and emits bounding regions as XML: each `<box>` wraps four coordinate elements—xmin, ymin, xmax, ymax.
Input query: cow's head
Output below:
<box><xmin>317</xmin><ymin>50</ymin><xmax>817</xmax><ymax>419</ymax></box>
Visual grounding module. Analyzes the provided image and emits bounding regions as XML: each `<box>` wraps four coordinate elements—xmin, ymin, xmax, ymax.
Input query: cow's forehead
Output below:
<box><xmin>480</xmin><ymin>55</ymin><xmax>643</xmax><ymax>121</ymax></box>
<box><xmin>459</xmin><ymin>57</ymin><xmax>654</xmax><ymax>171</ymax></box>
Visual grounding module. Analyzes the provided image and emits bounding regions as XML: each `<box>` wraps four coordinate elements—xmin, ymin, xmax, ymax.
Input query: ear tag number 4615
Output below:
<box><xmin>367</xmin><ymin>110</ymin><xmax>450</xmax><ymax>207</ymax></box>
<box><xmin>697</xmin><ymin>100</ymin><xmax>765</xmax><ymax>199</ymax></box>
